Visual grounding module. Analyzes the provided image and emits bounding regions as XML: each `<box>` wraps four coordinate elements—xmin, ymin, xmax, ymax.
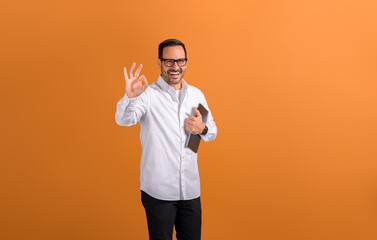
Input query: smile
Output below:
<box><xmin>169</xmin><ymin>72</ymin><xmax>180</xmax><ymax>75</ymax></box>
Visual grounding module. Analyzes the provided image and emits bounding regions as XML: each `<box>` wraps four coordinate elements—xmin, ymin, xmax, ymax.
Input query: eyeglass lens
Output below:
<box><xmin>164</xmin><ymin>59</ymin><xmax>187</xmax><ymax>67</ymax></box>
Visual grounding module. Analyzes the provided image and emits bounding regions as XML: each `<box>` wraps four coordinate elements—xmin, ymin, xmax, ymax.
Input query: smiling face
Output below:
<box><xmin>157</xmin><ymin>46</ymin><xmax>187</xmax><ymax>90</ymax></box>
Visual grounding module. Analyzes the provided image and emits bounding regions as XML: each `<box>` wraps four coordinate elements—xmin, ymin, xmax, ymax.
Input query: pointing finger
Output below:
<box><xmin>139</xmin><ymin>75</ymin><xmax>147</xmax><ymax>81</ymax></box>
<box><xmin>185</xmin><ymin>122</ymin><xmax>190</xmax><ymax>131</ymax></box>
<box><xmin>140</xmin><ymin>75</ymin><xmax>149</xmax><ymax>89</ymax></box>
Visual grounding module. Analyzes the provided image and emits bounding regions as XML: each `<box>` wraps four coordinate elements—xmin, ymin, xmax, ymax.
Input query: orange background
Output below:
<box><xmin>1</xmin><ymin>0</ymin><xmax>377</xmax><ymax>239</ymax></box>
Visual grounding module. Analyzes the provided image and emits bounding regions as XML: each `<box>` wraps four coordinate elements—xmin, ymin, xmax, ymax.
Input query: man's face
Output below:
<box><xmin>157</xmin><ymin>46</ymin><xmax>187</xmax><ymax>89</ymax></box>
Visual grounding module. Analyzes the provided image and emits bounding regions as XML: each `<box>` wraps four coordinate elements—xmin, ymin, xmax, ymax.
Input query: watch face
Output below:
<box><xmin>202</xmin><ymin>125</ymin><xmax>208</xmax><ymax>135</ymax></box>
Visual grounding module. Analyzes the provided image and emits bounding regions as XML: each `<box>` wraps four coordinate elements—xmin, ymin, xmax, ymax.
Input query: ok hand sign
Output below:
<box><xmin>124</xmin><ymin>62</ymin><xmax>148</xmax><ymax>98</ymax></box>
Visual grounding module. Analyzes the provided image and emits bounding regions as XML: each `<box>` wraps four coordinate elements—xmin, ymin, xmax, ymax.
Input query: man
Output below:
<box><xmin>115</xmin><ymin>39</ymin><xmax>217</xmax><ymax>240</ymax></box>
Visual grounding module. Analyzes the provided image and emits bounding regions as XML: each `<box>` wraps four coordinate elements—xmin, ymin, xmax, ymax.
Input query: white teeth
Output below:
<box><xmin>170</xmin><ymin>72</ymin><xmax>180</xmax><ymax>75</ymax></box>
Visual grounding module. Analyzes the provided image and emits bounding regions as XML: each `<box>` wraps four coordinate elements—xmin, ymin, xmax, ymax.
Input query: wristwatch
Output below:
<box><xmin>200</xmin><ymin>124</ymin><xmax>208</xmax><ymax>135</ymax></box>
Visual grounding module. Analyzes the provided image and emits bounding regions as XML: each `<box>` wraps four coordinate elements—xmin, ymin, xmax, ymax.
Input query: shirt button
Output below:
<box><xmin>181</xmin><ymin>156</ymin><xmax>185</xmax><ymax>159</ymax></box>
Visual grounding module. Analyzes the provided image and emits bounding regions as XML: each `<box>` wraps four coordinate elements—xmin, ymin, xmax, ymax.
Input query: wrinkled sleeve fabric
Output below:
<box><xmin>200</xmin><ymin>94</ymin><xmax>217</xmax><ymax>142</ymax></box>
<box><xmin>115</xmin><ymin>91</ymin><xmax>149</xmax><ymax>127</ymax></box>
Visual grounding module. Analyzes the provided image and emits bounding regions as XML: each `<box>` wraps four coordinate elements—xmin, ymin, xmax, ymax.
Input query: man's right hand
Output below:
<box><xmin>124</xmin><ymin>62</ymin><xmax>148</xmax><ymax>98</ymax></box>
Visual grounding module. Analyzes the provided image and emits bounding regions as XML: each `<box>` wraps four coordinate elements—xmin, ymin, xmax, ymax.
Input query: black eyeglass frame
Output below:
<box><xmin>160</xmin><ymin>58</ymin><xmax>188</xmax><ymax>67</ymax></box>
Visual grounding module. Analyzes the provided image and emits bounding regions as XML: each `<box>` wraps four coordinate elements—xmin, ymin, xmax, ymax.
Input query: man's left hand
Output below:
<box><xmin>185</xmin><ymin>108</ymin><xmax>205</xmax><ymax>134</ymax></box>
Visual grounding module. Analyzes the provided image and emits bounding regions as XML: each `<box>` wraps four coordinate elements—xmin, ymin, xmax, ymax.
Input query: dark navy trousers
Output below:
<box><xmin>141</xmin><ymin>191</ymin><xmax>202</xmax><ymax>240</ymax></box>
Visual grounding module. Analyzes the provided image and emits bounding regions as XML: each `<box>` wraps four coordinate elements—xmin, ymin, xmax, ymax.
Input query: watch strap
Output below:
<box><xmin>200</xmin><ymin>125</ymin><xmax>208</xmax><ymax>135</ymax></box>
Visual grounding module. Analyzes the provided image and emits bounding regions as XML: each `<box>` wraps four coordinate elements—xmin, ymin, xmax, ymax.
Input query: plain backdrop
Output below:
<box><xmin>1</xmin><ymin>0</ymin><xmax>377</xmax><ymax>239</ymax></box>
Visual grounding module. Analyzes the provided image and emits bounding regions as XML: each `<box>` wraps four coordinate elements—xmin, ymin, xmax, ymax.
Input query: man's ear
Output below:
<box><xmin>157</xmin><ymin>58</ymin><xmax>161</xmax><ymax>68</ymax></box>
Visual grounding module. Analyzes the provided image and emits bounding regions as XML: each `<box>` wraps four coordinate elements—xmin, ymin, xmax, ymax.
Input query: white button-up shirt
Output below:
<box><xmin>115</xmin><ymin>76</ymin><xmax>217</xmax><ymax>200</ymax></box>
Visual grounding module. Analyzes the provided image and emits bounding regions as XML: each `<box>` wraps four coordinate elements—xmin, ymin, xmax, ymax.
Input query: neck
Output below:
<box><xmin>172</xmin><ymin>82</ymin><xmax>182</xmax><ymax>90</ymax></box>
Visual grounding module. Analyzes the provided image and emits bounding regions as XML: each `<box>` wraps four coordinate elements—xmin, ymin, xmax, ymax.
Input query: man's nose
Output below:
<box><xmin>171</xmin><ymin>61</ymin><xmax>180</xmax><ymax>69</ymax></box>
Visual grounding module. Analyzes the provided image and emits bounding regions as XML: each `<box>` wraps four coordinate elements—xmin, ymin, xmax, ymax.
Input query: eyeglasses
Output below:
<box><xmin>161</xmin><ymin>58</ymin><xmax>187</xmax><ymax>67</ymax></box>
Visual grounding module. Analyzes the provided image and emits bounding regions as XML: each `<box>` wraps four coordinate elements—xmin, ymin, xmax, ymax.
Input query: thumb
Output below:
<box><xmin>194</xmin><ymin>108</ymin><xmax>201</xmax><ymax>118</ymax></box>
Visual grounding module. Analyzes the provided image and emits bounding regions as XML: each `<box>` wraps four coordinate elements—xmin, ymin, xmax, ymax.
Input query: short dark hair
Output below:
<box><xmin>158</xmin><ymin>39</ymin><xmax>187</xmax><ymax>59</ymax></box>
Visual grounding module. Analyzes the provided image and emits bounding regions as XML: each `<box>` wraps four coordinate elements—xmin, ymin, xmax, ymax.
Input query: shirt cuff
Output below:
<box><xmin>121</xmin><ymin>92</ymin><xmax>140</xmax><ymax>105</ymax></box>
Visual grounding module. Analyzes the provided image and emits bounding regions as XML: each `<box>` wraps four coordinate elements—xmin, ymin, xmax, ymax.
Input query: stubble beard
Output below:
<box><xmin>161</xmin><ymin>69</ymin><xmax>184</xmax><ymax>87</ymax></box>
